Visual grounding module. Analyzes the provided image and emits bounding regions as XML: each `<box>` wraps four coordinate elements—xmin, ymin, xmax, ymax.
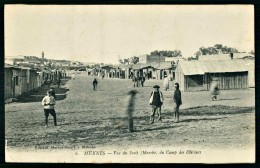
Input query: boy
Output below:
<box><xmin>42</xmin><ymin>90</ymin><xmax>57</xmax><ymax>127</ymax></box>
<box><xmin>149</xmin><ymin>85</ymin><xmax>164</xmax><ymax>124</ymax></box>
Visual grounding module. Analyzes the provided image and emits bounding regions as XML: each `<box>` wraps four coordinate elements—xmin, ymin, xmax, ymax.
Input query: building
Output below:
<box><xmin>198</xmin><ymin>53</ymin><xmax>255</xmax><ymax>61</ymax></box>
<box><xmin>132</xmin><ymin>62</ymin><xmax>174</xmax><ymax>80</ymax></box>
<box><xmin>175</xmin><ymin>60</ymin><xmax>249</xmax><ymax>91</ymax></box>
<box><xmin>138</xmin><ymin>55</ymin><xmax>165</xmax><ymax>64</ymax></box>
<box><xmin>165</xmin><ymin>56</ymin><xmax>184</xmax><ymax>62</ymax></box>
<box><xmin>4</xmin><ymin>65</ymin><xmax>42</xmax><ymax>100</ymax></box>
<box><xmin>198</xmin><ymin>53</ymin><xmax>255</xmax><ymax>87</ymax></box>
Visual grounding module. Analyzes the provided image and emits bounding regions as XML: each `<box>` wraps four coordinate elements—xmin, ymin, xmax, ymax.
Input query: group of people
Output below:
<box><xmin>132</xmin><ymin>75</ymin><xmax>146</xmax><ymax>87</ymax></box>
<box><xmin>149</xmin><ymin>83</ymin><xmax>182</xmax><ymax>124</ymax></box>
<box><xmin>41</xmin><ymin>72</ymin><xmax>219</xmax><ymax>128</ymax></box>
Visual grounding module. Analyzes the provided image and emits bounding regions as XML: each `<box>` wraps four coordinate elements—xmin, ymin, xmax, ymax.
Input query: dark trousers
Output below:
<box><xmin>93</xmin><ymin>84</ymin><xmax>97</xmax><ymax>90</ymax></box>
<box><xmin>150</xmin><ymin>105</ymin><xmax>162</xmax><ymax>122</ymax></box>
<box><xmin>174</xmin><ymin>103</ymin><xmax>180</xmax><ymax>122</ymax></box>
<box><xmin>44</xmin><ymin>109</ymin><xmax>57</xmax><ymax>126</ymax></box>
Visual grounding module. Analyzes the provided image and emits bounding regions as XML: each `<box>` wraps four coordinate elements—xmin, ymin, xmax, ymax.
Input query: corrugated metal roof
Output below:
<box><xmin>179</xmin><ymin>60</ymin><xmax>248</xmax><ymax>75</ymax></box>
<box><xmin>132</xmin><ymin>62</ymin><xmax>173</xmax><ymax>70</ymax></box>
<box><xmin>199</xmin><ymin>54</ymin><xmax>231</xmax><ymax>61</ymax></box>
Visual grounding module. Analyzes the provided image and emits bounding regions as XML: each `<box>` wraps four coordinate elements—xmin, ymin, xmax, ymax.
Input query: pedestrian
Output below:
<box><xmin>140</xmin><ymin>76</ymin><xmax>145</xmax><ymax>87</ymax></box>
<box><xmin>132</xmin><ymin>76</ymin><xmax>136</xmax><ymax>87</ymax></box>
<box><xmin>57</xmin><ymin>78</ymin><xmax>61</xmax><ymax>88</ymax></box>
<box><xmin>135</xmin><ymin>76</ymin><xmax>140</xmax><ymax>87</ymax></box>
<box><xmin>41</xmin><ymin>90</ymin><xmax>57</xmax><ymax>127</ymax></box>
<box><xmin>149</xmin><ymin>85</ymin><xmax>164</xmax><ymax>124</ymax></box>
<box><xmin>102</xmin><ymin>74</ymin><xmax>104</xmax><ymax>80</ymax></box>
<box><xmin>163</xmin><ymin>75</ymin><xmax>170</xmax><ymax>91</ymax></box>
<box><xmin>93</xmin><ymin>78</ymin><xmax>98</xmax><ymax>91</ymax></box>
<box><xmin>126</xmin><ymin>90</ymin><xmax>138</xmax><ymax>132</ymax></box>
<box><xmin>210</xmin><ymin>78</ymin><xmax>220</xmax><ymax>101</ymax></box>
<box><xmin>173</xmin><ymin>83</ymin><xmax>182</xmax><ymax>123</ymax></box>
<box><xmin>72</xmin><ymin>73</ymin><xmax>75</xmax><ymax>80</ymax></box>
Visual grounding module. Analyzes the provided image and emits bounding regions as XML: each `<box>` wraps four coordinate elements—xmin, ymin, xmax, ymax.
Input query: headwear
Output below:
<box><xmin>175</xmin><ymin>83</ymin><xmax>179</xmax><ymax>90</ymax></box>
<box><xmin>153</xmin><ymin>85</ymin><xmax>160</xmax><ymax>88</ymax></box>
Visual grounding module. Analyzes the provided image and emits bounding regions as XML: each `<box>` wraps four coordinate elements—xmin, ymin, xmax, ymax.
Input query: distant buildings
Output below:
<box><xmin>138</xmin><ymin>54</ymin><xmax>166</xmax><ymax>64</ymax></box>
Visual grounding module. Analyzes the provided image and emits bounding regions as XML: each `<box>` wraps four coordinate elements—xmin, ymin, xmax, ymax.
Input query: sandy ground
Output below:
<box><xmin>5</xmin><ymin>72</ymin><xmax>255</xmax><ymax>151</ymax></box>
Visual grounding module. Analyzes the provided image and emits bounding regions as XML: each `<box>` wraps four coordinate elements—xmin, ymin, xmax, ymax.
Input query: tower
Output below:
<box><xmin>42</xmin><ymin>51</ymin><xmax>44</xmax><ymax>59</ymax></box>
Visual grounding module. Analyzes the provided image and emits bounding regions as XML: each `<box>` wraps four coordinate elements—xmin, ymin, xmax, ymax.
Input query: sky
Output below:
<box><xmin>5</xmin><ymin>5</ymin><xmax>254</xmax><ymax>64</ymax></box>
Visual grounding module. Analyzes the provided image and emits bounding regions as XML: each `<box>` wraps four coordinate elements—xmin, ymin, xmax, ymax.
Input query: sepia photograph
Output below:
<box><xmin>4</xmin><ymin>5</ymin><xmax>255</xmax><ymax>163</ymax></box>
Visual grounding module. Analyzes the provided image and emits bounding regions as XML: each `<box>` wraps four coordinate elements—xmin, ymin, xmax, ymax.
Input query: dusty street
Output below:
<box><xmin>5</xmin><ymin>72</ymin><xmax>255</xmax><ymax>150</ymax></box>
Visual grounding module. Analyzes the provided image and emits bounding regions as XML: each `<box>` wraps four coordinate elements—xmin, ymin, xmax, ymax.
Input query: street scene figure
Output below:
<box><xmin>173</xmin><ymin>83</ymin><xmax>182</xmax><ymax>123</ymax></box>
<box><xmin>4</xmin><ymin>6</ymin><xmax>255</xmax><ymax>163</ymax></box>
<box><xmin>41</xmin><ymin>90</ymin><xmax>57</xmax><ymax>127</ymax></box>
<box><xmin>93</xmin><ymin>78</ymin><xmax>98</xmax><ymax>91</ymax></box>
<box><xmin>162</xmin><ymin>76</ymin><xmax>170</xmax><ymax>91</ymax></box>
<box><xmin>57</xmin><ymin>78</ymin><xmax>61</xmax><ymax>88</ymax></box>
<box><xmin>132</xmin><ymin>76</ymin><xmax>137</xmax><ymax>87</ymax></box>
<box><xmin>140</xmin><ymin>76</ymin><xmax>145</xmax><ymax>87</ymax></box>
<box><xmin>149</xmin><ymin>85</ymin><xmax>164</xmax><ymax>124</ymax></box>
<box><xmin>210</xmin><ymin>78</ymin><xmax>220</xmax><ymax>101</ymax></box>
<box><xmin>126</xmin><ymin>90</ymin><xmax>138</xmax><ymax>132</ymax></box>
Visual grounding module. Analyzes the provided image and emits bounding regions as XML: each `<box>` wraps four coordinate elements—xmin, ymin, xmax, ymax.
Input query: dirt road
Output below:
<box><xmin>5</xmin><ymin>72</ymin><xmax>255</xmax><ymax>150</ymax></box>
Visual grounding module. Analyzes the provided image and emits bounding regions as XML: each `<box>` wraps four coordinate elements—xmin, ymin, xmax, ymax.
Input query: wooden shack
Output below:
<box><xmin>175</xmin><ymin>60</ymin><xmax>248</xmax><ymax>91</ymax></box>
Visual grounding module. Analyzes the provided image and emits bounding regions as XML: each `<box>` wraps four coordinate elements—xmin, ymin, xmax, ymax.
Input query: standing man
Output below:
<box><xmin>93</xmin><ymin>78</ymin><xmax>98</xmax><ymax>91</ymax></box>
<box><xmin>42</xmin><ymin>90</ymin><xmax>57</xmax><ymax>127</ymax></box>
<box><xmin>72</xmin><ymin>73</ymin><xmax>75</xmax><ymax>80</ymax></box>
<box><xmin>173</xmin><ymin>83</ymin><xmax>182</xmax><ymax>123</ymax></box>
<box><xmin>149</xmin><ymin>85</ymin><xmax>164</xmax><ymax>124</ymax></box>
<box><xmin>132</xmin><ymin>75</ymin><xmax>136</xmax><ymax>87</ymax></box>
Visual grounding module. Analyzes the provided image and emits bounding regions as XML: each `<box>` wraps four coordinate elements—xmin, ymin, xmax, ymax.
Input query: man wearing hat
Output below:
<box><xmin>149</xmin><ymin>85</ymin><xmax>164</xmax><ymax>124</ymax></box>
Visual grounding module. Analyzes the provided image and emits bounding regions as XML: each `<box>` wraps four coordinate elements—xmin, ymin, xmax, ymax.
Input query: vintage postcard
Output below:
<box><xmin>4</xmin><ymin>5</ymin><xmax>255</xmax><ymax>163</ymax></box>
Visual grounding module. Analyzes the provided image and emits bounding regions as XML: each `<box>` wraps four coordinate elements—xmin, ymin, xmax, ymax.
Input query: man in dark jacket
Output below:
<box><xmin>149</xmin><ymin>85</ymin><xmax>164</xmax><ymax>124</ymax></box>
<box><xmin>173</xmin><ymin>83</ymin><xmax>182</xmax><ymax>123</ymax></box>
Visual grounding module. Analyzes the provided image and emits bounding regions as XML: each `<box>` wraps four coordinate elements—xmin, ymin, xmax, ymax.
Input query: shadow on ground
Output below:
<box><xmin>16</xmin><ymin>85</ymin><xmax>70</xmax><ymax>103</ymax></box>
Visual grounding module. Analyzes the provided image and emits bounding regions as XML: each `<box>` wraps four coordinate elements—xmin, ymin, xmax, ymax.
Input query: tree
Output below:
<box><xmin>194</xmin><ymin>44</ymin><xmax>238</xmax><ymax>57</ymax></box>
<box><xmin>119</xmin><ymin>59</ymin><xmax>124</xmax><ymax>64</ymax></box>
<box><xmin>130</xmin><ymin>56</ymin><xmax>139</xmax><ymax>64</ymax></box>
<box><xmin>119</xmin><ymin>58</ymin><xmax>130</xmax><ymax>65</ymax></box>
<box><xmin>150</xmin><ymin>50</ymin><xmax>182</xmax><ymax>57</ymax></box>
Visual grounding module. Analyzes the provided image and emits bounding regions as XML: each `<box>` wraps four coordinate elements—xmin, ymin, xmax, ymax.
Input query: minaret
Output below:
<box><xmin>42</xmin><ymin>51</ymin><xmax>44</xmax><ymax>59</ymax></box>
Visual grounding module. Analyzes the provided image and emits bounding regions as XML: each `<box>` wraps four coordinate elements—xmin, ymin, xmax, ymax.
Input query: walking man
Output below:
<box><xmin>42</xmin><ymin>90</ymin><xmax>57</xmax><ymax>127</ymax></box>
<box><xmin>126</xmin><ymin>90</ymin><xmax>138</xmax><ymax>132</ymax></box>
<box><xmin>149</xmin><ymin>85</ymin><xmax>164</xmax><ymax>124</ymax></box>
<box><xmin>173</xmin><ymin>83</ymin><xmax>182</xmax><ymax>123</ymax></box>
<box><xmin>93</xmin><ymin>78</ymin><xmax>98</xmax><ymax>91</ymax></box>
